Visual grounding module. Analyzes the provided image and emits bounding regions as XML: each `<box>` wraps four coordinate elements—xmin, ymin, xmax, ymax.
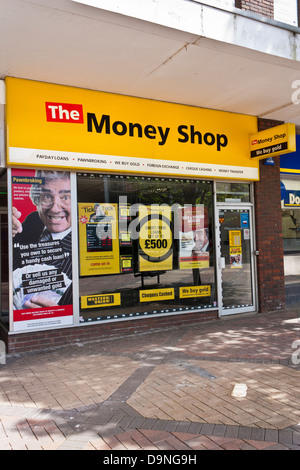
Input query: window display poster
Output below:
<box><xmin>179</xmin><ymin>206</ymin><xmax>209</xmax><ymax>269</ymax></box>
<box><xmin>229</xmin><ymin>230</ymin><xmax>242</xmax><ymax>269</ymax></box>
<box><xmin>139</xmin><ymin>288</ymin><xmax>175</xmax><ymax>303</ymax></box>
<box><xmin>81</xmin><ymin>292</ymin><xmax>121</xmax><ymax>309</ymax></box>
<box><xmin>179</xmin><ymin>285</ymin><xmax>211</xmax><ymax>298</ymax></box>
<box><xmin>229</xmin><ymin>230</ymin><xmax>241</xmax><ymax>247</ymax></box>
<box><xmin>120</xmin><ymin>255</ymin><xmax>133</xmax><ymax>273</ymax></box>
<box><xmin>78</xmin><ymin>202</ymin><xmax>120</xmax><ymax>276</ymax></box>
<box><xmin>11</xmin><ymin>168</ymin><xmax>73</xmax><ymax>331</ymax></box>
<box><xmin>138</xmin><ymin>205</ymin><xmax>173</xmax><ymax>272</ymax></box>
<box><xmin>229</xmin><ymin>247</ymin><xmax>242</xmax><ymax>268</ymax></box>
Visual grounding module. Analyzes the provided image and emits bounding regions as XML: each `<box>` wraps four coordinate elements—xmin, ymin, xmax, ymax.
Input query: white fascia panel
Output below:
<box><xmin>201</xmin><ymin>7</ymin><xmax>300</xmax><ymax>61</ymax></box>
<box><xmin>71</xmin><ymin>0</ymin><xmax>202</xmax><ymax>34</ymax></box>
<box><xmin>71</xmin><ymin>0</ymin><xmax>300</xmax><ymax>61</ymax></box>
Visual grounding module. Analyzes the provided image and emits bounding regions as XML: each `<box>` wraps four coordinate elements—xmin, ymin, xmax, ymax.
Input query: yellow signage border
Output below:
<box><xmin>250</xmin><ymin>123</ymin><xmax>296</xmax><ymax>160</ymax></box>
<box><xmin>5</xmin><ymin>77</ymin><xmax>260</xmax><ymax>181</ymax></box>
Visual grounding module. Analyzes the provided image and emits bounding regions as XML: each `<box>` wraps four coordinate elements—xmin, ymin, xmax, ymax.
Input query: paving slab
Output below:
<box><xmin>0</xmin><ymin>308</ymin><xmax>299</xmax><ymax>450</ymax></box>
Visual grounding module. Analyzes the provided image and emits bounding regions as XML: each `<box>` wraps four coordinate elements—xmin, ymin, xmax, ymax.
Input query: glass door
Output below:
<box><xmin>217</xmin><ymin>207</ymin><xmax>256</xmax><ymax>315</ymax></box>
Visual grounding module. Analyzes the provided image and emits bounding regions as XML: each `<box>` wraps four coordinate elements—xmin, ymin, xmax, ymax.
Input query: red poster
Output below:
<box><xmin>179</xmin><ymin>206</ymin><xmax>209</xmax><ymax>270</ymax></box>
<box><xmin>11</xmin><ymin>169</ymin><xmax>73</xmax><ymax>331</ymax></box>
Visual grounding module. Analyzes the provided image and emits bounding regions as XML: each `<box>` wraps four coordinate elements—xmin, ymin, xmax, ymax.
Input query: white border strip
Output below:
<box><xmin>9</xmin><ymin>147</ymin><xmax>259</xmax><ymax>181</ymax></box>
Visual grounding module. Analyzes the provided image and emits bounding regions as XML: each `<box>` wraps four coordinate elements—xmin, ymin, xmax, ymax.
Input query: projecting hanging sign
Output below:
<box><xmin>250</xmin><ymin>123</ymin><xmax>296</xmax><ymax>159</ymax></box>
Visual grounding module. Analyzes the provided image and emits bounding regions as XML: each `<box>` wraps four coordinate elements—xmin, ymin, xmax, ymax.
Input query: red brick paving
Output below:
<box><xmin>0</xmin><ymin>307</ymin><xmax>299</xmax><ymax>450</ymax></box>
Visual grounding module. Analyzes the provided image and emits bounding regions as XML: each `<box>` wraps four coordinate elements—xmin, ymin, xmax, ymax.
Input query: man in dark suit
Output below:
<box><xmin>12</xmin><ymin>170</ymin><xmax>72</xmax><ymax>309</ymax></box>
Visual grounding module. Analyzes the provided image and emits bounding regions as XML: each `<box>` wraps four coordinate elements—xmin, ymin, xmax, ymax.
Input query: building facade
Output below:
<box><xmin>280</xmin><ymin>136</ymin><xmax>300</xmax><ymax>304</ymax></box>
<box><xmin>0</xmin><ymin>0</ymin><xmax>299</xmax><ymax>352</ymax></box>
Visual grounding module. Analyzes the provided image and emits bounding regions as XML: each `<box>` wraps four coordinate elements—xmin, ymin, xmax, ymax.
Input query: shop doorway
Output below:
<box><xmin>217</xmin><ymin>206</ymin><xmax>256</xmax><ymax>316</ymax></box>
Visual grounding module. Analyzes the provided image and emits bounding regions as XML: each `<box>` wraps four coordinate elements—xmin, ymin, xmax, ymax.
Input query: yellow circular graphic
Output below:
<box><xmin>139</xmin><ymin>215</ymin><xmax>172</xmax><ymax>262</ymax></box>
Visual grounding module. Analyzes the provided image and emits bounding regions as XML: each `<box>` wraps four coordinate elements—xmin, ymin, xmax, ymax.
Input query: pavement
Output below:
<box><xmin>0</xmin><ymin>306</ymin><xmax>300</xmax><ymax>451</ymax></box>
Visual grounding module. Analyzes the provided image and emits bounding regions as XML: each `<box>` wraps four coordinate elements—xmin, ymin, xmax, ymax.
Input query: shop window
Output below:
<box><xmin>77</xmin><ymin>174</ymin><xmax>216</xmax><ymax>323</ymax></box>
<box><xmin>282</xmin><ymin>209</ymin><xmax>300</xmax><ymax>253</ymax></box>
<box><xmin>216</xmin><ymin>182</ymin><xmax>250</xmax><ymax>203</ymax></box>
<box><xmin>281</xmin><ymin>178</ymin><xmax>300</xmax><ymax>253</ymax></box>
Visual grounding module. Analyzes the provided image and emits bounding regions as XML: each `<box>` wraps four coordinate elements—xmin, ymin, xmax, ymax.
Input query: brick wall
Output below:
<box><xmin>5</xmin><ymin>310</ymin><xmax>218</xmax><ymax>354</ymax></box>
<box><xmin>235</xmin><ymin>0</ymin><xmax>274</xmax><ymax>19</ymax></box>
<box><xmin>254</xmin><ymin>118</ymin><xmax>285</xmax><ymax>312</ymax></box>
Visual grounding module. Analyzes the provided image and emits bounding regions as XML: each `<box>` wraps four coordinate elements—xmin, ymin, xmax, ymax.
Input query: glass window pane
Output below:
<box><xmin>216</xmin><ymin>182</ymin><xmax>250</xmax><ymax>202</ymax></box>
<box><xmin>282</xmin><ymin>209</ymin><xmax>300</xmax><ymax>253</ymax></box>
<box><xmin>219</xmin><ymin>209</ymin><xmax>253</xmax><ymax>309</ymax></box>
<box><xmin>77</xmin><ymin>174</ymin><xmax>217</xmax><ymax>323</ymax></box>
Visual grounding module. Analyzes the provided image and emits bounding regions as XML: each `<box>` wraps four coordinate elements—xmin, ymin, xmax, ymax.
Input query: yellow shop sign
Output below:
<box><xmin>250</xmin><ymin>123</ymin><xmax>296</xmax><ymax>159</ymax></box>
<box><xmin>6</xmin><ymin>77</ymin><xmax>259</xmax><ymax>180</ymax></box>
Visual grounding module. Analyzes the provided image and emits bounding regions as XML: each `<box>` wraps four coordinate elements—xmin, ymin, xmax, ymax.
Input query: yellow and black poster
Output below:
<box><xmin>81</xmin><ymin>292</ymin><xmax>121</xmax><ymax>309</ymax></box>
<box><xmin>78</xmin><ymin>203</ymin><xmax>120</xmax><ymax>276</ymax></box>
<box><xmin>229</xmin><ymin>230</ymin><xmax>241</xmax><ymax>247</ymax></box>
<box><xmin>139</xmin><ymin>288</ymin><xmax>175</xmax><ymax>303</ymax></box>
<box><xmin>179</xmin><ymin>285</ymin><xmax>211</xmax><ymax>298</ymax></box>
<box><xmin>138</xmin><ymin>205</ymin><xmax>173</xmax><ymax>272</ymax></box>
<box><xmin>120</xmin><ymin>255</ymin><xmax>133</xmax><ymax>273</ymax></box>
<box><xmin>229</xmin><ymin>230</ymin><xmax>242</xmax><ymax>268</ymax></box>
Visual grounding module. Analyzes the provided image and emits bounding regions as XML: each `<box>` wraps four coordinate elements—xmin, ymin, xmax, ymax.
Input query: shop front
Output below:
<box><xmin>280</xmin><ymin>135</ymin><xmax>300</xmax><ymax>304</ymax></box>
<box><xmin>2</xmin><ymin>77</ymin><xmax>262</xmax><ymax>347</ymax></box>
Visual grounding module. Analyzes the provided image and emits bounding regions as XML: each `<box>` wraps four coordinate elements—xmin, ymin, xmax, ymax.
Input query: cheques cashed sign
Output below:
<box><xmin>6</xmin><ymin>77</ymin><xmax>259</xmax><ymax>180</ymax></box>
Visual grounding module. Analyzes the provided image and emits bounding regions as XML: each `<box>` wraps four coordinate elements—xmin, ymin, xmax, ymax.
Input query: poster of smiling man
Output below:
<box><xmin>11</xmin><ymin>168</ymin><xmax>73</xmax><ymax>331</ymax></box>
